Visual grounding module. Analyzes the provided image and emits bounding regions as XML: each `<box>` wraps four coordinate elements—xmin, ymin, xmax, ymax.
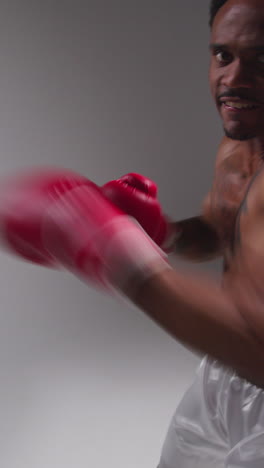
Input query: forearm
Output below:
<box><xmin>133</xmin><ymin>267</ymin><xmax>264</xmax><ymax>388</ymax></box>
<box><xmin>168</xmin><ymin>216</ymin><xmax>222</xmax><ymax>262</ymax></box>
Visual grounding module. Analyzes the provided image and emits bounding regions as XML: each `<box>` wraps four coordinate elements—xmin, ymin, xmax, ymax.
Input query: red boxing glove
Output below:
<box><xmin>102</xmin><ymin>173</ymin><xmax>173</xmax><ymax>250</ymax></box>
<box><xmin>0</xmin><ymin>168</ymin><xmax>169</xmax><ymax>295</ymax></box>
<box><xmin>0</xmin><ymin>168</ymin><xmax>90</xmax><ymax>266</ymax></box>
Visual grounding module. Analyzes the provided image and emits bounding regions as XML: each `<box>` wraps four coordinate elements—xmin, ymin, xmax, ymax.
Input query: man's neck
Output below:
<box><xmin>245</xmin><ymin>137</ymin><xmax>264</xmax><ymax>160</ymax></box>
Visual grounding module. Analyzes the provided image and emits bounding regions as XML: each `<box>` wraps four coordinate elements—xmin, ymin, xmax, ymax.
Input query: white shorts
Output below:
<box><xmin>158</xmin><ymin>356</ymin><xmax>264</xmax><ymax>468</ymax></box>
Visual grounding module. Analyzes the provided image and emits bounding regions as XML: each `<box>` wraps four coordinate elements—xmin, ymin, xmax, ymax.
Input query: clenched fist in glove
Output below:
<box><xmin>0</xmin><ymin>168</ymin><xmax>170</xmax><ymax>296</ymax></box>
<box><xmin>102</xmin><ymin>173</ymin><xmax>178</xmax><ymax>251</ymax></box>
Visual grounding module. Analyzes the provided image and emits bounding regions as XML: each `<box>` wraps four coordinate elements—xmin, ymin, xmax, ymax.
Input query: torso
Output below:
<box><xmin>202</xmin><ymin>137</ymin><xmax>264</xmax><ymax>274</ymax></box>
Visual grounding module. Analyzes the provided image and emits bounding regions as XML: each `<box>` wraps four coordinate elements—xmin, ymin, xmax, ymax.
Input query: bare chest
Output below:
<box><xmin>206</xmin><ymin>154</ymin><xmax>261</xmax><ymax>248</ymax></box>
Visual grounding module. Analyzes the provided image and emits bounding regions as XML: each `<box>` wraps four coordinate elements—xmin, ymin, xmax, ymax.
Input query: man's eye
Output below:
<box><xmin>258</xmin><ymin>54</ymin><xmax>264</xmax><ymax>64</ymax></box>
<box><xmin>215</xmin><ymin>50</ymin><xmax>232</xmax><ymax>64</ymax></box>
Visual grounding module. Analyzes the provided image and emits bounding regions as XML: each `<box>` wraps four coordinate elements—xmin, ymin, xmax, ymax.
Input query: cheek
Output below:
<box><xmin>209</xmin><ymin>64</ymin><xmax>222</xmax><ymax>100</ymax></box>
<box><xmin>208</xmin><ymin>59</ymin><xmax>215</xmax><ymax>85</ymax></box>
<box><xmin>208</xmin><ymin>68</ymin><xmax>216</xmax><ymax>97</ymax></box>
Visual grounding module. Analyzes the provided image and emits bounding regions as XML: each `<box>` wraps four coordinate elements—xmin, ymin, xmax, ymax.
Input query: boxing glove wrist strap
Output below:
<box><xmin>42</xmin><ymin>186</ymin><xmax>171</xmax><ymax>298</ymax></box>
<box><xmin>96</xmin><ymin>217</ymin><xmax>172</xmax><ymax>297</ymax></box>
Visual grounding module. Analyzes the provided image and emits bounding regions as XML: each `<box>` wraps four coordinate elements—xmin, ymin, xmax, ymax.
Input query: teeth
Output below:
<box><xmin>224</xmin><ymin>101</ymin><xmax>257</xmax><ymax>109</ymax></box>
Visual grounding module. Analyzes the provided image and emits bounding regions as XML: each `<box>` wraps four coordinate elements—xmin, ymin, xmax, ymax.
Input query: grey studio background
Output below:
<box><xmin>0</xmin><ymin>2</ymin><xmax>223</xmax><ymax>468</ymax></box>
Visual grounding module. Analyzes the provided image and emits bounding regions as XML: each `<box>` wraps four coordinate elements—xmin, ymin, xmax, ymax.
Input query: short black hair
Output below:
<box><xmin>209</xmin><ymin>0</ymin><xmax>228</xmax><ymax>27</ymax></box>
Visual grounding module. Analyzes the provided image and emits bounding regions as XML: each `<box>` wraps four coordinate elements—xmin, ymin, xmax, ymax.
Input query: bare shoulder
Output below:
<box><xmin>234</xmin><ymin>165</ymin><xmax>264</xmax><ymax>253</ymax></box>
<box><xmin>239</xmin><ymin>164</ymin><xmax>264</xmax><ymax>216</ymax></box>
<box><xmin>201</xmin><ymin>137</ymin><xmax>253</xmax><ymax>229</ymax></box>
<box><xmin>200</xmin><ymin>137</ymin><xmax>232</xmax><ymax>214</ymax></box>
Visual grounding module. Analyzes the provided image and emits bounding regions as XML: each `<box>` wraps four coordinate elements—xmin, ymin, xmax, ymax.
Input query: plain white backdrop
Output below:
<box><xmin>0</xmin><ymin>2</ymin><xmax>223</xmax><ymax>467</ymax></box>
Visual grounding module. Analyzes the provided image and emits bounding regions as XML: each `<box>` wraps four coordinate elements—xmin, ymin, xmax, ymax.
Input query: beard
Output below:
<box><xmin>224</xmin><ymin>126</ymin><xmax>257</xmax><ymax>141</ymax></box>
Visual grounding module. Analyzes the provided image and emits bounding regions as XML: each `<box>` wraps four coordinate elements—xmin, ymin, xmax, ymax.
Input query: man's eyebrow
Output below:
<box><xmin>209</xmin><ymin>43</ymin><xmax>226</xmax><ymax>51</ymax></box>
<box><xmin>209</xmin><ymin>43</ymin><xmax>264</xmax><ymax>52</ymax></box>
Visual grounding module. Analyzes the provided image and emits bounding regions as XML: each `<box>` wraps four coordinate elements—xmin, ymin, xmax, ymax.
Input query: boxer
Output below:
<box><xmin>1</xmin><ymin>0</ymin><xmax>264</xmax><ymax>467</ymax></box>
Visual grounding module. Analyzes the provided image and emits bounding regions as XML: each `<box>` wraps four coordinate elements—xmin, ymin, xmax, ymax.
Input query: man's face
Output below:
<box><xmin>209</xmin><ymin>0</ymin><xmax>264</xmax><ymax>140</ymax></box>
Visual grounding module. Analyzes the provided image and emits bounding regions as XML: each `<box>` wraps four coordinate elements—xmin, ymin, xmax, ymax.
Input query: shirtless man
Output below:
<box><xmin>0</xmin><ymin>0</ymin><xmax>264</xmax><ymax>466</ymax></box>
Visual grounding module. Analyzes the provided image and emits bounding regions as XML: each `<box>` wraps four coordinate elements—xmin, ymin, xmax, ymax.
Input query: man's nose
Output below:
<box><xmin>222</xmin><ymin>59</ymin><xmax>253</xmax><ymax>89</ymax></box>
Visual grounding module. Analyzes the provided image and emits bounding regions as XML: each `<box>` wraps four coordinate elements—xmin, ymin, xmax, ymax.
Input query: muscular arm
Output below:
<box><xmin>168</xmin><ymin>191</ymin><xmax>222</xmax><ymax>261</ymax></box>
<box><xmin>134</xmin><ymin>267</ymin><xmax>264</xmax><ymax>386</ymax></box>
<box><xmin>167</xmin><ymin>137</ymin><xmax>234</xmax><ymax>262</ymax></box>
<box><xmin>132</xmin><ymin>170</ymin><xmax>264</xmax><ymax>388</ymax></box>
<box><xmin>169</xmin><ymin>214</ymin><xmax>221</xmax><ymax>262</ymax></box>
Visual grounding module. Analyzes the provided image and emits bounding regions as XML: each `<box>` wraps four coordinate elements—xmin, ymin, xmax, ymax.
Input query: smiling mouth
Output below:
<box><xmin>220</xmin><ymin>99</ymin><xmax>260</xmax><ymax>111</ymax></box>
